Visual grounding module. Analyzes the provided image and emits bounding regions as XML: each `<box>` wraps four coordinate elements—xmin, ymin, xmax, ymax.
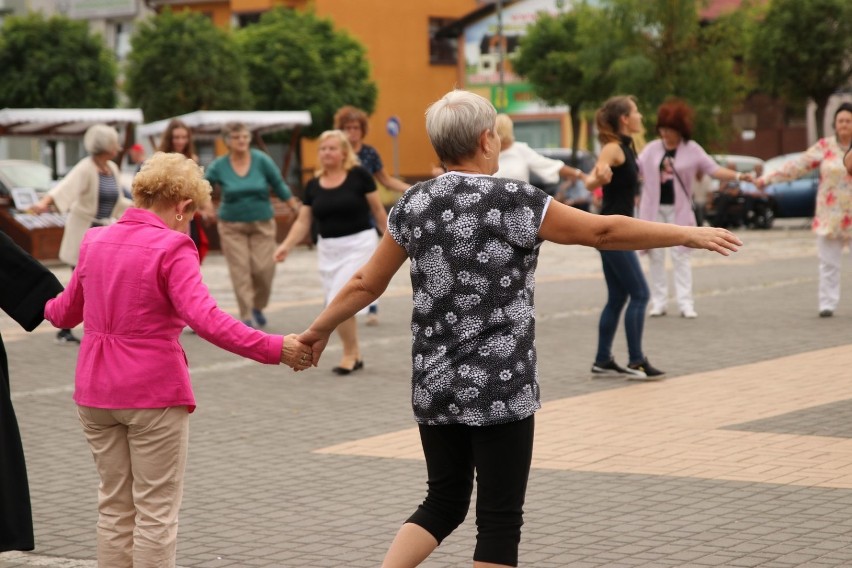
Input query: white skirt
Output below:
<box><xmin>317</xmin><ymin>228</ymin><xmax>379</xmax><ymax>315</ymax></box>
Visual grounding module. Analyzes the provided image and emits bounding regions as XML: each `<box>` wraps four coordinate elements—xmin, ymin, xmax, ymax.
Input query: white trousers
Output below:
<box><xmin>817</xmin><ymin>235</ymin><xmax>850</xmax><ymax>311</ymax></box>
<box><xmin>647</xmin><ymin>205</ymin><xmax>694</xmax><ymax>313</ymax></box>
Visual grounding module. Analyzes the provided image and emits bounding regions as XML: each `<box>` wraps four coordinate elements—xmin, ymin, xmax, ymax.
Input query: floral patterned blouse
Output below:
<box><xmin>767</xmin><ymin>137</ymin><xmax>852</xmax><ymax>239</ymax></box>
<box><xmin>387</xmin><ymin>173</ymin><xmax>552</xmax><ymax>426</ymax></box>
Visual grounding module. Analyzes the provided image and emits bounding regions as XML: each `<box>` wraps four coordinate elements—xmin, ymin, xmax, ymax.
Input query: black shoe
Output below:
<box><xmin>251</xmin><ymin>309</ymin><xmax>267</xmax><ymax>327</ymax></box>
<box><xmin>55</xmin><ymin>329</ymin><xmax>81</xmax><ymax>345</ymax></box>
<box><xmin>332</xmin><ymin>360</ymin><xmax>364</xmax><ymax>375</ymax></box>
<box><xmin>627</xmin><ymin>358</ymin><xmax>665</xmax><ymax>380</ymax></box>
<box><xmin>591</xmin><ymin>358</ymin><xmax>641</xmax><ymax>378</ymax></box>
<box><xmin>819</xmin><ymin>309</ymin><xmax>834</xmax><ymax>318</ymax></box>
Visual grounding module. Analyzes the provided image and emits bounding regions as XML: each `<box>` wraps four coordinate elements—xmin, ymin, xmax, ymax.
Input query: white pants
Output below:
<box><xmin>647</xmin><ymin>205</ymin><xmax>694</xmax><ymax>313</ymax></box>
<box><xmin>817</xmin><ymin>235</ymin><xmax>850</xmax><ymax>311</ymax></box>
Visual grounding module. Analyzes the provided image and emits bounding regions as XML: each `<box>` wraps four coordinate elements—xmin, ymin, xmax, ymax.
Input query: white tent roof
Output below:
<box><xmin>0</xmin><ymin>108</ymin><xmax>144</xmax><ymax>137</ymax></box>
<box><xmin>137</xmin><ymin>110</ymin><xmax>312</xmax><ymax>140</ymax></box>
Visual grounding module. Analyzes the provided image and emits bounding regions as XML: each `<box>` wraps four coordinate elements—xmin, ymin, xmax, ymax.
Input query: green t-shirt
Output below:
<box><xmin>205</xmin><ymin>148</ymin><xmax>292</xmax><ymax>222</ymax></box>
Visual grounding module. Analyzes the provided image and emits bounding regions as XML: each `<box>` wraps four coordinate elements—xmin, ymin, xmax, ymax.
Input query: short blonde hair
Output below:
<box><xmin>83</xmin><ymin>124</ymin><xmax>120</xmax><ymax>156</ymax></box>
<box><xmin>221</xmin><ymin>121</ymin><xmax>250</xmax><ymax>140</ymax></box>
<box><xmin>314</xmin><ymin>130</ymin><xmax>359</xmax><ymax>177</ymax></box>
<box><xmin>495</xmin><ymin>114</ymin><xmax>514</xmax><ymax>144</ymax></box>
<box><xmin>132</xmin><ymin>152</ymin><xmax>211</xmax><ymax>212</ymax></box>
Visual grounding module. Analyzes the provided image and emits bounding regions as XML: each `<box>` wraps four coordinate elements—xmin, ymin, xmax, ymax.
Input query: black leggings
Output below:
<box><xmin>406</xmin><ymin>415</ymin><xmax>534</xmax><ymax>566</ymax></box>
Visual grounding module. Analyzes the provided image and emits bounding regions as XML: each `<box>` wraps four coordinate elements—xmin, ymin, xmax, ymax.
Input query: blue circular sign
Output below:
<box><xmin>386</xmin><ymin>116</ymin><xmax>401</xmax><ymax>138</ymax></box>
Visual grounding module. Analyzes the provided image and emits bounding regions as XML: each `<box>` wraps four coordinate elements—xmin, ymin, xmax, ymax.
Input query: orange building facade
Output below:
<box><xmin>149</xmin><ymin>0</ymin><xmax>480</xmax><ymax>181</ymax></box>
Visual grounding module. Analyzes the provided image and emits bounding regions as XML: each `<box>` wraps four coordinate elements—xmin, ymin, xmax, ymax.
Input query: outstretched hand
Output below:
<box><xmin>280</xmin><ymin>333</ymin><xmax>314</xmax><ymax>371</ymax></box>
<box><xmin>683</xmin><ymin>227</ymin><xmax>742</xmax><ymax>256</ymax></box>
<box><xmin>296</xmin><ymin>328</ymin><xmax>331</xmax><ymax>367</ymax></box>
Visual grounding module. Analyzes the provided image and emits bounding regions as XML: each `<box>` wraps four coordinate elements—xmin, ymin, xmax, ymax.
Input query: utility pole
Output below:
<box><xmin>496</xmin><ymin>0</ymin><xmax>505</xmax><ymax>112</ymax></box>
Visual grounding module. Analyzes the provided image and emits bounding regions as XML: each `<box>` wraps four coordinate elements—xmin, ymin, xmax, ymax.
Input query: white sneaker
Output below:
<box><xmin>681</xmin><ymin>308</ymin><xmax>698</xmax><ymax>319</ymax></box>
<box><xmin>649</xmin><ymin>308</ymin><xmax>667</xmax><ymax>317</ymax></box>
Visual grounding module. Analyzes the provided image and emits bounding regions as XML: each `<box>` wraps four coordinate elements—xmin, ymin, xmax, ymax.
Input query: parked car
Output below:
<box><xmin>762</xmin><ymin>152</ymin><xmax>817</xmax><ymax>219</ymax></box>
<box><xmin>0</xmin><ymin>159</ymin><xmax>55</xmax><ymax>208</ymax></box>
<box><xmin>530</xmin><ymin>148</ymin><xmax>597</xmax><ymax>211</ymax></box>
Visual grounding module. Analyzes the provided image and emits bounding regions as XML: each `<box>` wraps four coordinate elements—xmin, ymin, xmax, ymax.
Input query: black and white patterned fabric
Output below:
<box><xmin>388</xmin><ymin>172</ymin><xmax>552</xmax><ymax>426</ymax></box>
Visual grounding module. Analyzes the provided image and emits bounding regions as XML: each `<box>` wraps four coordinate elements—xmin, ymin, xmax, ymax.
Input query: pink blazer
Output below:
<box><xmin>637</xmin><ymin>139</ymin><xmax>719</xmax><ymax>226</ymax></box>
<box><xmin>45</xmin><ymin>208</ymin><xmax>284</xmax><ymax>412</ymax></box>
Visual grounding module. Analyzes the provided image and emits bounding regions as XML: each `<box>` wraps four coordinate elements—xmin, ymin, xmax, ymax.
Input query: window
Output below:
<box><xmin>234</xmin><ymin>12</ymin><xmax>263</xmax><ymax>28</ymax></box>
<box><xmin>429</xmin><ymin>17</ymin><xmax>457</xmax><ymax>66</ymax></box>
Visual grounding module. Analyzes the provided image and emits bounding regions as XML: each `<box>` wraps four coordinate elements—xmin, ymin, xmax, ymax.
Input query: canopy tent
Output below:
<box><xmin>0</xmin><ymin>108</ymin><xmax>145</xmax><ymax>178</ymax></box>
<box><xmin>0</xmin><ymin>108</ymin><xmax>144</xmax><ymax>138</ymax></box>
<box><xmin>138</xmin><ymin>110</ymin><xmax>312</xmax><ymax>179</ymax></box>
<box><xmin>137</xmin><ymin>110</ymin><xmax>311</xmax><ymax>140</ymax></box>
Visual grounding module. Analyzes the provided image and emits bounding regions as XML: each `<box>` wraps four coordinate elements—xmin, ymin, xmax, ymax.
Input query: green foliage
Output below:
<box><xmin>0</xmin><ymin>13</ymin><xmax>116</xmax><ymax>108</ymax></box>
<box><xmin>749</xmin><ymin>0</ymin><xmax>852</xmax><ymax>137</ymax></box>
<box><xmin>514</xmin><ymin>5</ymin><xmax>617</xmax><ymax>157</ymax></box>
<box><xmin>516</xmin><ymin>0</ymin><xmax>747</xmax><ymax>150</ymax></box>
<box><xmin>601</xmin><ymin>0</ymin><xmax>747</xmax><ymax>148</ymax></box>
<box><xmin>235</xmin><ymin>8</ymin><xmax>377</xmax><ymax>139</ymax></box>
<box><xmin>124</xmin><ymin>10</ymin><xmax>252</xmax><ymax>121</ymax></box>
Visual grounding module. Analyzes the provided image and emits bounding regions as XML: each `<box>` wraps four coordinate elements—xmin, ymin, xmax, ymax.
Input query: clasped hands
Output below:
<box><xmin>280</xmin><ymin>331</ymin><xmax>330</xmax><ymax>371</ymax></box>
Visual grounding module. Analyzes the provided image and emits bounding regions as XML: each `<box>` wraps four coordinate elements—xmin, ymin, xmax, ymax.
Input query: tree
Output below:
<box><xmin>513</xmin><ymin>5</ymin><xmax>616</xmax><ymax>162</ymax></box>
<box><xmin>749</xmin><ymin>0</ymin><xmax>852</xmax><ymax>138</ymax></box>
<box><xmin>0</xmin><ymin>13</ymin><xmax>116</xmax><ymax>108</ymax></box>
<box><xmin>600</xmin><ymin>0</ymin><xmax>748</xmax><ymax>148</ymax></box>
<box><xmin>235</xmin><ymin>8</ymin><xmax>377</xmax><ymax>138</ymax></box>
<box><xmin>124</xmin><ymin>10</ymin><xmax>252</xmax><ymax>122</ymax></box>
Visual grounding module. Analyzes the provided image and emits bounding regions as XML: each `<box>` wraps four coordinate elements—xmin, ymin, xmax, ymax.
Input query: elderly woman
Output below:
<box><xmin>275</xmin><ymin>130</ymin><xmax>387</xmax><ymax>374</ymax></box>
<box><xmin>296</xmin><ymin>90</ymin><xmax>741</xmax><ymax>568</ymax></box>
<box><xmin>335</xmin><ymin>105</ymin><xmax>409</xmax><ymax>325</ymax></box>
<box><xmin>637</xmin><ymin>99</ymin><xmax>748</xmax><ymax>319</ymax></box>
<box><xmin>757</xmin><ymin>102</ymin><xmax>852</xmax><ymax>318</ymax></box>
<box><xmin>31</xmin><ymin>124</ymin><xmax>132</xmax><ymax>344</ymax></box>
<box><xmin>494</xmin><ymin>113</ymin><xmax>589</xmax><ymax>189</ymax></box>
<box><xmin>44</xmin><ymin>152</ymin><xmax>311</xmax><ymax>568</ymax></box>
<box><xmin>204</xmin><ymin>122</ymin><xmax>300</xmax><ymax>328</ymax></box>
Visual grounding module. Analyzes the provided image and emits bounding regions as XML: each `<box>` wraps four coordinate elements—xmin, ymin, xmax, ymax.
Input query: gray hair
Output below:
<box><xmin>83</xmin><ymin>124</ymin><xmax>120</xmax><ymax>156</ymax></box>
<box><xmin>426</xmin><ymin>90</ymin><xmax>496</xmax><ymax>164</ymax></box>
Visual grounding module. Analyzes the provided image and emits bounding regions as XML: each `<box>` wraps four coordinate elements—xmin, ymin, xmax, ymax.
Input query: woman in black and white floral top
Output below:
<box><xmin>297</xmin><ymin>90</ymin><xmax>741</xmax><ymax>568</ymax></box>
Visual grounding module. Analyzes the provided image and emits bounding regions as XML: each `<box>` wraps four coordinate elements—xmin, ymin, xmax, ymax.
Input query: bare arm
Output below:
<box><xmin>374</xmin><ymin>168</ymin><xmax>410</xmax><ymax>193</ymax></box>
<box><xmin>711</xmin><ymin>167</ymin><xmax>753</xmax><ymax>183</ymax></box>
<box><xmin>584</xmin><ymin>142</ymin><xmax>620</xmax><ymax>189</ymax></box>
<box><xmin>366</xmin><ymin>191</ymin><xmax>388</xmax><ymax>233</ymax></box>
<box><xmin>297</xmin><ymin>234</ymin><xmax>408</xmax><ymax>364</ymax></box>
<box><xmin>538</xmin><ymin>200</ymin><xmax>742</xmax><ymax>255</ymax></box>
<box><xmin>274</xmin><ymin>205</ymin><xmax>313</xmax><ymax>262</ymax></box>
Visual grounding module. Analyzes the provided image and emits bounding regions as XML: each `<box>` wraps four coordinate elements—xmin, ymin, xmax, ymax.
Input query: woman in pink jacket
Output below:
<box><xmin>637</xmin><ymin>99</ymin><xmax>747</xmax><ymax>319</ymax></box>
<box><xmin>44</xmin><ymin>152</ymin><xmax>312</xmax><ymax>568</ymax></box>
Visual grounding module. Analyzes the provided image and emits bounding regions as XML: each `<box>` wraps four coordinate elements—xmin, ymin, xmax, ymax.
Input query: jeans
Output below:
<box><xmin>595</xmin><ymin>250</ymin><xmax>649</xmax><ymax>365</ymax></box>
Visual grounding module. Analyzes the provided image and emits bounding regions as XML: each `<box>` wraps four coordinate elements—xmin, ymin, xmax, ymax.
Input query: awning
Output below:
<box><xmin>137</xmin><ymin>110</ymin><xmax>312</xmax><ymax>141</ymax></box>
<box><xmin>0</xmin><ymin>108</ymin><xmax>144</xmax><ymax>137</ymax></box>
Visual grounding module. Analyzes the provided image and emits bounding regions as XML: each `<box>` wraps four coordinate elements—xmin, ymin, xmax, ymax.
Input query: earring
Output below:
<box><xmin>176</xmin><ymin>214</ymin><xmax>184</xmax><ymax>222</ymax></box>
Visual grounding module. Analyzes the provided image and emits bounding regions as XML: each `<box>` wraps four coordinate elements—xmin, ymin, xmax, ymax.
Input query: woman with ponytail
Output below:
<box><xmin>588</xmin><ymin>96</ymin><xmax>665</xmax><ymax>380</ymax></box>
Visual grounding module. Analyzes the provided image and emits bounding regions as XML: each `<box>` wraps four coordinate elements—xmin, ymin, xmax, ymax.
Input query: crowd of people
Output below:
<box><xmin>4</xmin><ymin>88</ymin><xmax>851</xmax><ymax>567</ymax></box>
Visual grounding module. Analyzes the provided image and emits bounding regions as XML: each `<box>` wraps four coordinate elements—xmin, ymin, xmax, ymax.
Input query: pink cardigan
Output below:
<box><xmin>637</xmin><ymin>139</ymin><xmax>720</xmax><ymax>226</ymax></box>
<box><xmin>45</xmin><ymin>208</ymin><xmax>284</xmax><ymax>412</ymax></box>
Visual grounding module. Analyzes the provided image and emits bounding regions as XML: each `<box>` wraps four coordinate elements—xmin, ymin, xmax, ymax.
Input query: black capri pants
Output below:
<box><xmin>406</xmin><ymin>414</ymin><xmax>535</xmax><ymax>566</ymax></box>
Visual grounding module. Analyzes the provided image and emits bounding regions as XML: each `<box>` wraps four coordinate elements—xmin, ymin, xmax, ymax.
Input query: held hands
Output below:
<box><xmin>586</xmin><ymin>164</ymin><xmax>613</xmax><ymax>188</ymax></box>
<box><xmin>280</xmin><ymin>333</ymin><xmax>314</xmax><ymax>371</ymax></box>
<box><xmin>295</xmin><ymin>328</ymin><xmax>331</xmax><ymax>368</ymax></box>
<box><xmin>683</xmin><ymin>227</ymin><xmax>743</xmax><ymax>256</ymax></box>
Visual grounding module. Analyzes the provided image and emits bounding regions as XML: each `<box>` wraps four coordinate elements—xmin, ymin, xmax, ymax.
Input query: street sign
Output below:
<box><xmin>386</xmin><ymin>116</ymin><xmax>400</xmax><ymax>138</ymax></box>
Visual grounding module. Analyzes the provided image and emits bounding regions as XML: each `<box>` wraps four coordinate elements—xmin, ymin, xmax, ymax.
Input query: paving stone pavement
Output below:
<box><xmin>3</xmin><ymin>220</ymin><xmax>852</xmax><ymax>567</ymax></box>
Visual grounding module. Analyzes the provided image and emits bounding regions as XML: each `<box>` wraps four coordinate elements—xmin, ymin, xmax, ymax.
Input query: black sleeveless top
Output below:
<box><xmin>600</xmin><ymin>134</ymin><xmax>639</xmax><ymax>217</ymax></box>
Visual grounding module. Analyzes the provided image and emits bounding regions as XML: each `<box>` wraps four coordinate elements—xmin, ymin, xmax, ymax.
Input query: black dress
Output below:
<box><xmin>0</xmin><ymin>230</ymin><xmax>63</xmax><ymax>551</ymax></box>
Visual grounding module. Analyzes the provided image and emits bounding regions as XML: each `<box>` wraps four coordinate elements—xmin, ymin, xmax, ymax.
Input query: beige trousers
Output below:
<box><xmin>217</xmin><ymin>218</ymin><xmax>277</xmax><ymax>320</ymax></box>
<box><xmin>78</xmin><ymin>405</ymin><xmax>190</xmax><ymax>568</ymax></box>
